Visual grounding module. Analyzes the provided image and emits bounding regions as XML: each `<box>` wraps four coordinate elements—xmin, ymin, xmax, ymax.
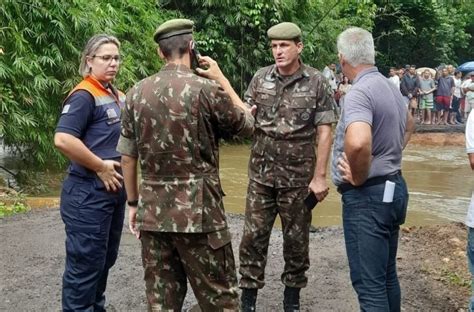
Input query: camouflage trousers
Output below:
<box><xmin>140</xmin><ymin>229</ymin><xmax>239</xmax><ymax>312</ymax></box>
<box><xmin>239</xmin><ymin>180</ymin><xmax>312</xmax><ymax>289</ymax></box>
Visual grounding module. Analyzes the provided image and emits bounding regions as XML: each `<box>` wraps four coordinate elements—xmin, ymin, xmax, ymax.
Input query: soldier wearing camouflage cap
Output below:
<box><xmin>238</xmin><ymin>22</ymin><xmax>337</xmax><ymax>311</ymax></box>
<box><xmin>118</xmin><ymin>18</ymin><xmax>254</xmax><ymax>311</ymax></box>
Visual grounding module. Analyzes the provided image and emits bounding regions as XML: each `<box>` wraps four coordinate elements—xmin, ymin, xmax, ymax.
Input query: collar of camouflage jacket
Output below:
<box><xmin>162</xmin><ymin>62</ymin><xmax>193</xmax><ymax>73</ymax></box>
<box><xmin>268</xmin><ymin>61</ymin><xmax>310</xmax><ymax>81</ymax></box>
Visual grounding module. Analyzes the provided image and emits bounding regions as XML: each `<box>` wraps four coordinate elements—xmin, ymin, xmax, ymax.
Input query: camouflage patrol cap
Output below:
<box><xmin>267</xmin><ymin>22</ymin><xmax>301</xmax><ymax>40</ymax></box>
<box><xmin>154</xmin><ymin>18</ymin><xmax>194</xmax><ymax>43</ymax></box>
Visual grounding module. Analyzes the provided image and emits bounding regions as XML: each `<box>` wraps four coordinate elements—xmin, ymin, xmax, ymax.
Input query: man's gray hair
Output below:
<box><xmin>337</xmin><ymin>27</ymin><xmax>375</xmax><ymax>67</ymax></box>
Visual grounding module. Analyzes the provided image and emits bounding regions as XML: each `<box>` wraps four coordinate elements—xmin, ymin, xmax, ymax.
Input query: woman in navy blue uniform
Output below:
<box><xmin>54</xmin><ymin>34</ymin><xmax>126</xmax><ymax>312</ymax></box>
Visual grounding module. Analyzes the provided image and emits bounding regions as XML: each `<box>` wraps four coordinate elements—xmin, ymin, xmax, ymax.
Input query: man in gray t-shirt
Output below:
<box><xmin>332</xmin><ymin>66</ymin><xmax>407</xmax><ymax>186</ymax></box>
<box><xmin>331</xmin><ymin>67</ymin><xmax>411</xmax><ymax>186</ymax></box>
<box><xmin>331</xmin><ymin>27</ymin><xmax>415</xmax><ymax>311</ymax></box>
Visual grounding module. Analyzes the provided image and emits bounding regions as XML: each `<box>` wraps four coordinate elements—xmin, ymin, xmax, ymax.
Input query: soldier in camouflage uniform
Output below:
<box><xmin>117</xmin><ymin>19</ymin><xmax>254</xmax><ymax>312</ymax></box>
<box><xmin>238</xmin><ymin>22</ymin><xmax>337</xmax><ymax>312</ymax></box>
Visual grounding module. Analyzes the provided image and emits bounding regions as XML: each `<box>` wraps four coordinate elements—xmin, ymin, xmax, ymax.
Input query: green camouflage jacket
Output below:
<box><xmin>245</xmin><ymin>63</ymin><xmax>337</xmax><ymax>188</ymax></box>
<box><xmin>117</xmin><ymin>63</ymin><xmax>254</xmax><ymax>233</ymax></box>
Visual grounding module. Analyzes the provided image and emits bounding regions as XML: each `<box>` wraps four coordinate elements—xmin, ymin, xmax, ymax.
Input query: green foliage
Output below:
<box><xmin>0</xmin><ymin>0</ymin><xmax>172</xmax><ymax>168</ymax></box>
<box><xmin>0</xmin><ymin>0</ymin><xmax>473</xmax><ymax>169</ymax></box>
<box><xmin>160</xmin><ymin>0</ymin><xmax>280</xmax><ymax>96</ymax></box>
<box><xmin>372</xmin><ymin>1</ymin><xmax>472</xmax><ymax>73</ymax></box>
<box><xmin>299</xmin><ymin>0</ymin><xmax>377</xmax><ymax>68</ymax></box>
<box><xmin>158</xmin><ymin>0</ymin><xmax>378</xmax><ymax>96</ymax></box>
<box><xmin>0</xmin><ymin>198</ymin><xmax>30</xmax><ymax>218</ymax></box>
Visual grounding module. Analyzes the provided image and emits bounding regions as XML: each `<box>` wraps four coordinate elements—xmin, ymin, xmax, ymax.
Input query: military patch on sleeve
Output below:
<box><xmin>61</xmin><ymin>104</ymin><xmax>70</xmax><ymax>114</ymax></box>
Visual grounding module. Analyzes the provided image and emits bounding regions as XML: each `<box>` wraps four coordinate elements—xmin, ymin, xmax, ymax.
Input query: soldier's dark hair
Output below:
<box><xmin>158</xmin><ymin>34</ymin><xmax>192</xmax><ymax>59</ymax></box>
<box><xmin>293</xmin><ymin>37</ymin><xmax>301</xmax><ymax>44</ymax></box>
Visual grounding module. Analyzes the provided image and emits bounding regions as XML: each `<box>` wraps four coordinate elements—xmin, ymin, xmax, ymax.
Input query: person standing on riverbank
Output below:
<box><xmin>451</xmin><ymin>70</ymin><xmax>463</xmax><ymax>124</ymax></box>
<box><xmin>54</xmin><ymin>34</ymin><xmax>126</xmax><ymax>311</ymax></box>
<box><xmin>465</xmin><ymin>106</ymin><xmax>474</xmax><ymax>310</ymax></box>
<box><xmin>117</xmin><ymin>19</ymin><xmax>254</xmax><ymax>311</ymax></box>
<box><xmin>238</xmin><ymin>22</ymin><xmax>337</xmax><ymax>312</ymax></box>
<box><xmin>337</xmin><ymin>75</ymin><xmax>352</xmax><ymax>107</ymax></box>
<box><xmin>332</xmin><ymin>27</ymin><xmax>414</xmax><ymax>311</ymax></box>
<box><xmin>462</xmin><ymin>73</ymin><xmax>474</xmax><ymax>118</ymax></box>
<box><xmin>435</xmin><ymin>68</ymin><xmax>455</xmax><ymax>125</ymax></box>
<box><xmin>400</xmin><ymin>65</ymin><xmax>420</xmax><ymax>116</ymax></box>
<box><xmin>419</xmin><ymin>69</ymin><xmax>436</xmax><ymax>125</ymax></box>
<box><xmin>388</xmin><ymin>67</ymin><xmax>400</xmax><ymax>89</ymax></box>
<box><xmin>323</xmin><ymin>62</ymin><xmax>338</xmax><ymax>94</ymax></box>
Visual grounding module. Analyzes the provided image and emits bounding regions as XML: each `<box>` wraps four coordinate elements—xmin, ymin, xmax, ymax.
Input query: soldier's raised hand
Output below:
<box><xmin>196</xmin><ymin>56</ymin><xmax>225</xmax><ymax>82</ymax></box>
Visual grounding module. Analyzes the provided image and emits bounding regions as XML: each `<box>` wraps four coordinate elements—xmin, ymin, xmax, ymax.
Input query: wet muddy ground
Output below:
<box><xmin>0</xmin><ymin>208</ymin><xmax>469</xmax><ymax>311</ymax></box>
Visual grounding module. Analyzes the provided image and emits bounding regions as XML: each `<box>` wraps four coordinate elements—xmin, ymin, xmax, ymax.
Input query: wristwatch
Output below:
<box><xmin>127</xmin><ymin>199</ymin><xmax>139</xmax><ymax>207</ymax></box>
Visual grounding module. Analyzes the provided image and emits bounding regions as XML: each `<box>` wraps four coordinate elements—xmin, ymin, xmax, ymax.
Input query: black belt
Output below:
<box><xmin>337</xmin><ymin>171</ymin><xmax>401</xmax><ymax>194</ymax></box>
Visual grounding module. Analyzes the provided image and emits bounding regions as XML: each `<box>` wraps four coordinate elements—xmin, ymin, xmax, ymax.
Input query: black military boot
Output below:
<box><xmin>240</xmin><ymin>288</ymin><xmax>258</xmax><ymax>312</ymax></box>
<box><xmin>283</xmin><ymin>286</ymin><xmax>300</xmax><ymax>312</ymax></box>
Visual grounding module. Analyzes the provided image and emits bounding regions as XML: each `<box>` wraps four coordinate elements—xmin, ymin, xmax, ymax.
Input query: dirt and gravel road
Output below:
<box><xmin>0</xmin><ymin>208</ymin><xmax>469</xmax><ymax>311</ymax></box>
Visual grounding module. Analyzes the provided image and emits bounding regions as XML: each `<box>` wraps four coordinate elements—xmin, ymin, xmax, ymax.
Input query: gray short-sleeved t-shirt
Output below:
<box><xmin>419</xmin><ymin>78</ymin><xmax>435</xmax><ymax>101</ymax></box>
<box><xmin>331</xmin><ymin>67</ymin><xmax>408</xmax><ymax>186</ymax></box>
<box><xmin>436</xmin><ymin>76</ymin><xmax>454</xmax><ymax>97</ymax></box>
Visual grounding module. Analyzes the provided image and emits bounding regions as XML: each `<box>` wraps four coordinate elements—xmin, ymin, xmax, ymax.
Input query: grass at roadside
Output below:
<box><xmin>440</xmin><ymin>268</ymin><xmax>471</xmax><ymax>289</ymax></box>
<box><xmin>0</xmin><ymin>198</ymin><xmax>30</xmax><ymax>218</ymax></box>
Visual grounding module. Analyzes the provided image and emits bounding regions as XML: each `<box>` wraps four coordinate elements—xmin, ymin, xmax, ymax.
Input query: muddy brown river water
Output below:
<box><xmin>218</xmin><ymin>143</ymin><xmax>471</xmax><ymax>226</ymax></box>
<box><xmin>2</xmin><ymin>141</ymin><xmax>472</xmax><ymax>226</ymax></box>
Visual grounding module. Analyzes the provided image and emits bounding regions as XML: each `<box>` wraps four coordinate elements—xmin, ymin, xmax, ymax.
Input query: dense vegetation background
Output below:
<box><xmin>1</xmin><ymin>0</ymin><xmax>473</xmax><ymax>167</ymax></box>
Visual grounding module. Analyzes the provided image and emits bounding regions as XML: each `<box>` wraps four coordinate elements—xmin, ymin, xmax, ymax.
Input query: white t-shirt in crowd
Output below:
<box><xmin>322</xmin><ymin>66</ymin><xmax>337</xmax><ymax>91</ymax></box>
<box><xmin>462</xmin><ymin>78</ymin><xmax>474</xmax><ymax>101</ymax></box>
<box><xmin>465</xmin><ymin>111</ymin><xmax>474</xmax><ymax>227</ymax></box>
<box><xmin>388</xmin><ymin>75</ymin><xmax>400</xmax><ymax>89</ymax></box>
<box><xmin>453</xmin><ymin>77</ymin><xmax>462</xmax><ymax>98</ymax></box>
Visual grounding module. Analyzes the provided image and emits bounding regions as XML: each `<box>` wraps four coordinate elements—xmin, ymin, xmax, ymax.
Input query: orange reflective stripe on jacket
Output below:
<box><xmin>64</xmin><ymin>76</ymin><xmax>125</xmax><ymax>108</ymax></box>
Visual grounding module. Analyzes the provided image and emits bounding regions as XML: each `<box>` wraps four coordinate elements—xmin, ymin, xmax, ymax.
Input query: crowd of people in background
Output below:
<box><xmin>324</xmin><ymin>62</ymin><xmax>474</xmax><ymax>125</ymax></box>
<box><xmin>323</xmin><ymin>62</ymin><xmax>353</xmax><ymax>107</ymax></box>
